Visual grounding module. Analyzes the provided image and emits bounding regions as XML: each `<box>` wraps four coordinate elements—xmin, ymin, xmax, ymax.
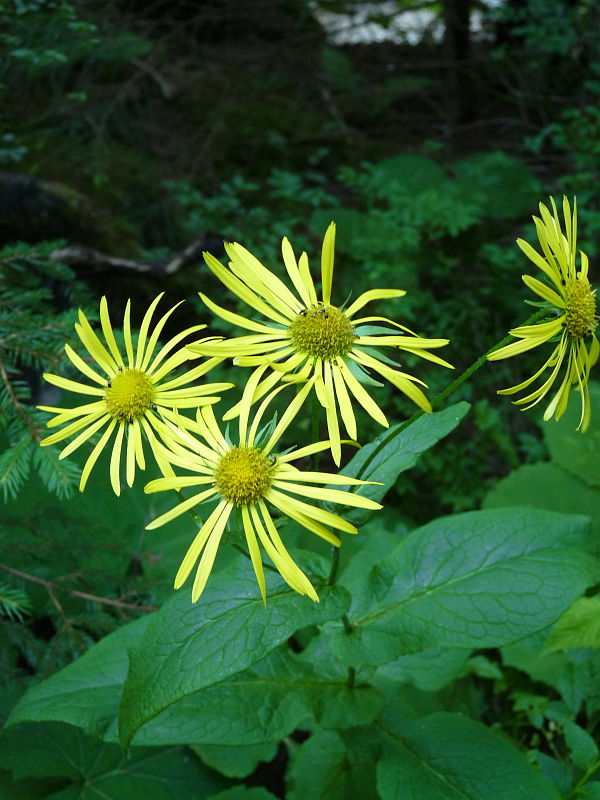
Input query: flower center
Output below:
<box><xmin>289</xmin><ymin>303</ymin><xmax>355</xmax><ymax>360</ymax></box>
<box><xmin>564</xmin><ymin>276</ymin><xmax>598</xmax><ymax>339</ymax></box>
<box><xmin>105</xmin><ymin>368</ymin><xmax>154</xmax><ymax>421</ymax></box>
<box><xmin>214</xmin><ymin>446</ymin><xmax>275</xmax><ymax>506</ymax></box>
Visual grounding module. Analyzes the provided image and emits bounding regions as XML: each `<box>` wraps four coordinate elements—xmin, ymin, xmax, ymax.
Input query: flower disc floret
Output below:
<box><xmin>289</xmin><ymin>303</ymin><xmax>355</xmax><ymax>360</ymax></box>
<box><xmin>564</xmin><ymin>277</ymin><xmax>598</xmax><ymax>339</ymax></box>
<box><xmin>214</xmin><ymin>446</ymin><xmax>274</xmax><ymax>505</ymax></box>
<box><xmin>105</xmin><ymin>368</ymin><xmax>154</xmax><ymax>421</ymax></box>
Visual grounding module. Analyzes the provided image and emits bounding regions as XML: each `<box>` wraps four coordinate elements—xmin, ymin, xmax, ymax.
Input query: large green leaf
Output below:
<box><xmin>192</xmin><ymin>742</ymin><xmax>278</xmax><ymax>779</ymax></box>
<box><xmin>7</xmin><ymin>588</ymin><xmax>378</xmax><ymax>749</ymax></box>
<box><xmin>0</xmin><ymin>722</ymin><xmax>227</xmax><ymax>800</ymax></box>
<box><xmin>118</xmin><ymin>556</ymin><xmax>350</xmax><ymax>746</ymax></box>
<box><xmin>7</xmin><ymin>615</ymin><xmax>151</xmax><ymax>737</ymax></box>
<box><xmin>377</xmin><ymin>646</ymin><xmax>470</xmax><ymax>691</ymax></box>
<box><xmin>546</xmin><ymin>596</ymin><xmax>600</xmax><ymax>651</ymax></box>
<box><xmin>287</xmin><ymin>728</ymin><xmax>378</xmax><ymax>800</ymax></box>
<box><xmin>332</xmin><ymin>401</ymin><xmax>470</xmax><ymax>525</ymax></box>
<box><xmin>0</xmin><ymin>770</ymin><xmax>63</xmax><ymax>800</ymax></box>
<box><xmin>484</xmin><ymin>461</ymin><xmax>600</xmax><ymax>543</ymax></box>
<box><xmin>376</xmin><ymin>711</ymin><xmax>560</xmax><ymax>800</ymax></box>
<box><xmin>331</xmin><ymin>508</ymin><xmax>597</xmax><ymax>666</ymax></box>
<box><xmin>543</xmin><ymin>380</ymin><xmax>600</xmax><ymax>489</ymax></box>
<box><xmin>125</xmin><ymin>647</ymin><xmax>381</xmax><ymax>747</ymax></box>
<box><xmin>502</xmin><ymin>628</ymin><xmax>600</xmax><ymax>714</ymax></box>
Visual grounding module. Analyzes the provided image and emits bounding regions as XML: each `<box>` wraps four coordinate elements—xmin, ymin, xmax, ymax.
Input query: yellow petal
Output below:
<box><xmin>522</xmin><ymin>274</ymin><xmax>565</xmax><ymax>307</ymax></box>
<box><xmin>146</xmin><ymin>488</ymin><xmax>218</xmax><ymax>530</ymax></box>
<box><xmin>336</xmin><ymin>358</ymin><xmax>388</xmax><ymax>428</ymax></box>
<box><xmin>323</xmin><ymin>361</ymin><xmax>341</xmax><ymax>466</ymax></box>
<box><xmin>43</xmin><ymin>373</ymin><xmax>104</xmax><ymax>396</ymax></box>
<box><xmin>226</xmin><ymin>241</ymin><xmax>302</xmax><ymax>317</ymax></box>
<box><xmin>174</xmin><ymin>501</ymin><xmax>229</xmax><ymax>590</ymax></box>
<box><xmin>263</xmin><ymin>377</ymin><xmax>315</xmax><ymax>453</ymax></box>
<box><xmin>267</xmin><ymin>488</ymin><xmax>356</xmax><ymax>533</ymax></box>
<box><xmin>191</xmin><ymin>505</ymin><xmax>231</xmax><ymax>601</ymax></box>
<box><xmin>79</xmin><ymin>419</ymin><xmax>117</xmax><ymax>491</ymax></box>
<box><xmin>321</xmin><ymin>222</ymin><xmax>336</xmax><ymax>305</ymax></box>
<box><xmin>282</xmin><ymin>237</ymin><xmax>312</xmax><ymax>308</ymax></box>
<box><xmin>332</xmin><ymin>362</ymin><xmax>356</xmax><ymax>439</ymax></box>
<box><xmin>99</xmin><ymin>296</ymin><xmax>125</xmax><ymax>368</ymax></box>
<box><xmin>203</xmin><ymin>251</ymin><xmax>291</xmax><ymax>325</ymax></box>
<box><xmin>109</xmin><ymin>423</ymin><xmax>126</xmax><ymax>495</ymax></box>
<box><xmin>242</xmin><ymin>505</ymin><xmax>266</xmax><ymax>604</ymax></box>
<box><xmin>272</xmin><ymin>479</ymin><xmax>381</xmax><ymax>509</ymax></box>
<box><xmin>198</xmin><ymin>292</ymin><xmax>280</xmax><ymax>334</ymax></box>
<box><xmin>298</xmin><ymin>251</ymin><xmax>317</xmax><ymax>305</ymax></box>
<box><xmin>64</xmin><ymin>343</ymin><xmax>107</xmax><ymax>385</ymax></box>
<box><xmin>345</xmin><ymin>289</ymin><xmax>406</xmax><ymax>319</ymax></box>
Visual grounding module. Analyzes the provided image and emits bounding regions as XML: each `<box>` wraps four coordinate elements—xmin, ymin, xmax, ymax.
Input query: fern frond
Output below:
<box><xmin>0</xmin><ymin>432</ymin><xmax>33</xmax><ymax>501</ymax></box>
<box><xmin>33</xmin><ymin>444</ymin><xmax>79</xmax><ymax>500</ymax></box>
<box><xmin>0</xmin><ymin>582</ymin><xmax>31</xmax><ymax>622</ymax></box>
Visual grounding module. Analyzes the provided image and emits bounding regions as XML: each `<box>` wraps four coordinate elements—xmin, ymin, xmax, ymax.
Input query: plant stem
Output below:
<box><xmin>395</xmin><ymin>307</ymin><xmax>548</xmax><ymax>436</ymax></box>
<box><xmin>354</xmin><ymin>308</ymin><xmax>548</xmax><ymax>481</ymax></box>
<box><xmin>566</xmin><ymin>758</ymin><xmax>600</xmax><ymax>799</ymax></box>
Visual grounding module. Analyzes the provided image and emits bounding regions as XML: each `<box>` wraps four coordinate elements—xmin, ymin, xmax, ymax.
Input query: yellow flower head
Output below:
<box><xmin>144</xmin><ymin>376</ymin><xmax>382</xmax><ymax>604</ymax></box>
<box><xmin>488</xmin><ymin>197</ymin><xmax>599</xmax><ymax>430</ymax></box>
<box><xmin>188</xmin><ymin>223</ymin><xmax>452</xmax><ymax>464</ymax></box>
<box><xmin>39</xmin><ymin>294</ymin><xmax>232</xmax><ymax>495</ymax></box>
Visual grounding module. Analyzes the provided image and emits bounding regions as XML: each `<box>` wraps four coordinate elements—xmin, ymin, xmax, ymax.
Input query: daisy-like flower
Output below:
<box><xmin>38</xmin><ymin>293</ymin><xmax>233</xmax><ymax>495</ymax></box>
<box><xmin>488</xmin><ymin>197</ymin><xmax>599</xmax><ymax>431</ymax></box>
<box><xmin>144</xmin><ymin>374</ymin><xmax>382</xmax><ymax>603</ymax></box>
<box><xmin>188</xmin><ymin>223</ymin><xmax>452</xmax><ymax>464</ymax></box>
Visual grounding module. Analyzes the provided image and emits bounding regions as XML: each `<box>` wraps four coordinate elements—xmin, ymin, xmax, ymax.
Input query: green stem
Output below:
<box><xmin>327</xmin><ymin>542</ymin><xmax>341</xmax><ymax>585</ymax></box>
<box><xmin>354</xmin><ymin>308</ymin><xmax>548</xmax><ymax>480</ymax></box>
<box><xmin>567</xmin><ymin>758</ymin><xmax>600</xmax><ymax>799</ymax></box>
<box><xmin>395</xmin><ymin>307</ymin><xmax>548</xmax><ymax>436</ymax></box>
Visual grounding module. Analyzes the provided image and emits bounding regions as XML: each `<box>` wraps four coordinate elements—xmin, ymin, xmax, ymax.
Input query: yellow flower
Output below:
<box><xmin>488</xmin><ymin>197</ymin><xmax>599</xmax><ymax>431</ymax></box>
<box><xmin>144</xmin><ymin>376</ymin><xmax>382</xmax><ymax>603</ymax></box>
<box><xmin>188</xmin><ymin>223</ymin><xmax>452</xmax><ymax>464</ymax></box>
<box><xmin>38</xmin><ymin>294</ymin><xmax>232</xmax><ymax>495</ymax></box>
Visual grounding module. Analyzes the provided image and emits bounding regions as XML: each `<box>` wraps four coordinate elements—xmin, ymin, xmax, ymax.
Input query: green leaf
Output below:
<box><xmin>377</xmin><ymin>711</ymin><xmax>561</xmax><ymax>800</ymax></box>
<box><xmin>377</xmin><ymin>647</ymin><xmax>470</xmax><ymax>691</ymax></box>
<box><xmin>580</xmin><ymin>782</ymin><xmax>600</xmax><ymax>799</ymax></box>
<box><xmin>502</xmin><ymin>628</ymin><xmax>600</xmax><ymax>714</ymax></box>
<box><xmin>330</xmin><ymin>508</ymin><xmax>597</xmax><ymax>666</ymax></box>
<box><xmin>118</xmin><ymin>556</ymin><xmax>351</xmax><ymax>746</ymax></box>
<box><xmin>545</xmin><ymin>706</ymin><xmax>599</xmax><ymax>770</ymax></box>
<box><xmin>7</xmin><ymin>615</ymin><xmax>151</xmax><ymax>737</ymax></box>
<box><xmin>207</xmin><ymin>790</ymin><xmax>278</xmax><ymax>800</ymax></box>
<box><xmin>546</xmin><ymin>596</ymin><xmax>600</xmax><ymax>651</ymax></box>
<box><xmin>192</xmin><ymin>742</ymin><xmax>278</xmax><ymax>779</ymax></box>
<box><xmin>543</xmin><ymin>380</ymin><xmax>600</xmax><ymax>488</ymax></box>
<box><xmin>339</xmin><ymin>512</ymin><xmax>408</xmax><ymax>615</ymax></box>
<box><xmin>333</xmin><ymin>401</ymin><xmax>470</xmax><ymax>525</ymax></box>
<box><xmin>127</xmin><ymin>646</ymin><xmax>381</xmax><ymax>747</ymax></box>
<box><xmin>484</xmin><ymin>461</ymin><xmax>600</xmax><ymax>543</ymax></box>
<box><xmin>0</xmin><ymin>722</ymin><xmax>227</xmax><ymax>800</ymax></box>
<box><xmin>535</xmin><ymin>753</ymin><xmax>572</xmax><ymax>798</ymax></box>
<box><xmin>287</xmin><ymin>728</ymin><xmax>378</xmax><ymax>800</ymax></box>
<box><xmin>7</xmin><ymin>601</ymin><xmax>379</xmax><ymax>750</ymax></box>
<box><xmin>0</xmin><ymin>770</ymin><xmax>64</xmax><ymax>800</ymax></box>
